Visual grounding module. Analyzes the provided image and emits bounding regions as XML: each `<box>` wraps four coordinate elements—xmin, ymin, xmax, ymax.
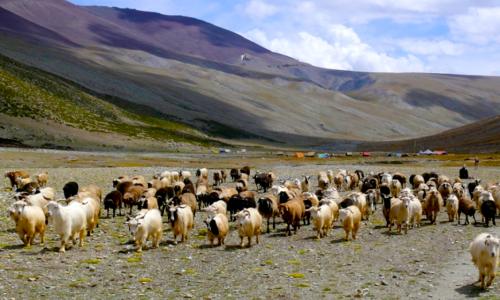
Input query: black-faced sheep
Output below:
<box><xmin>257</xmin><ymin>195</ymin><xmax>279</xmax><ymax>233</ymax></box>
<box><xmin>479</xmin><ymin>191</ymin><xmax>496</xmax><ymax>227</ymax></box>
<box><xmin>204</xmin><ymin>213</ymin><xmax>229</xmax><ymax>246</ymax></box>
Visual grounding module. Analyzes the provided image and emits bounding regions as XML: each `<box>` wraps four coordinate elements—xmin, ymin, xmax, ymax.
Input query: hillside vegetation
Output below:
<box><xmin>0</xmin><ymin>53</ymin><xmax>217</xmax><ymax>149</ymax></box>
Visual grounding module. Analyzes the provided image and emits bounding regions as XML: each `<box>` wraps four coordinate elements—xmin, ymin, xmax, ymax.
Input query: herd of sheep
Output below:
<box><xmin>4</xmin><ymin>167</ymin><xmax>500</xmax><ymax>290</ymax></box>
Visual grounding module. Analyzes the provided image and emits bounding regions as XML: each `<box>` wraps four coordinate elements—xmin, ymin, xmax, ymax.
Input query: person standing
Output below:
<box><xmin>474</xmin><ymin>157</ymin><xmax>479</xmax><ymax>170</ymax></box>
<box><xmin>459</xmin><ymin>164</ymin><xmax>469</xmax><ymax>179</ymax></box>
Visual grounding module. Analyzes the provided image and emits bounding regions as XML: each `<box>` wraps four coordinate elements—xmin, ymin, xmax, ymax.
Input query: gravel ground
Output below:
<box><xmin>0</xmin><ymin>162</ymin><xmax>499</xmax><ymax>300</ymax></box>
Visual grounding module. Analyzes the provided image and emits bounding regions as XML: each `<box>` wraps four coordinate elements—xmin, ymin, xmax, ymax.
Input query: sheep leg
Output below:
<box><xmin>267</xmin><ymin>218</ymin><xmax>270</xmax><ymax>233</ymax></box>
<box><xmin>240</xmin><ymin>236</ymin><xmax>244</xmax><ymax>248</ymax></box>
<box><xmin>480</xmin><ymin>272</ymin><xmax>485</xmax><ymax>289</ymax></box>
<box><xmin>59</xmin><ymin>235</ymin><xmax>66</xmax><ymax>253</ymax></box>
<box><xmin>272</xmin><ymin>216</ymin><xmax>276</xmax><ymax>230</ymax></box>
<box><xmin>79</xmin><ymin>229</ymin><xmax>85</xmax><ymax>247</ymax></box>
<box><xmin>486</xmin><ymin>270</ymin><xmax>495</xmax><ymax>287</ymax></box>
<box><xmin>256</xmin><ymin>233</ymin><xmax>259</xmax><ymax>244</ymax></box>
<box><xmin>247</xmin><ymin>236</ymin><xmax>251</xmax><ymax>247</ymax></box>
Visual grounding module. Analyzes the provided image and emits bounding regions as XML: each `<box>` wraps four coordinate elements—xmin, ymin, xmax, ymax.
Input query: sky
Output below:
<box><xmin>70</xmin><ymin>0</ymin><xmax>500</xmax><ymax>76</ymax></box>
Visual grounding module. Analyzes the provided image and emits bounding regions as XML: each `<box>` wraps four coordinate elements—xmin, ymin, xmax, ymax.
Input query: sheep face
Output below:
<box><xmin>125</xmin><ymin>218</ymin><xmax>141</xmax><ymax>236</ymax></box>
<box><xmin>401</xmin><ymin>197</ymin><xmax>411</xmax><ymax>209</ymax></box>
<box><xmin>484</xmin><ymin>235</ymin><xmax>500</xmax><ymax>258</ymax></box>
<box><xmin>46</xmin><ymin>202</ymin><xmax>60</xmax><ymax>218</ymax></box>
<box><xmin>235</xmin><ymin>210</ymin><xmax>251</xmax><ymax>227</ymax></box>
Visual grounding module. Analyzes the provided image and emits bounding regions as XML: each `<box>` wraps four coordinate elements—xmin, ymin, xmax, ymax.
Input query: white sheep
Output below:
<box><xmin>204</xmin><ymin>213</ymin><xmax>229</xmax><ymax>246</ymax></box>
<box><xmin>308</xmin><ymin>204</ymin><xmax>333</xmax><ymax>239</ymax></box>
<box><xmin>23</xmin><ymin>187</ymin><xmax>56</xmax><ymax>216</ymax></box>
<box><xmin>46</xmin><ymin>201</ymin><xmax>87</xmax><ymax>252</ymax></box>
<box><xmin>347</xmin><ymin>192</ymin><xmax>367</xmax><ymax>220</ymax></box>
<box><xmin>469</xmin><ymin>233</ymin><xmax>500</xmax><ymax>289</ymax></box>
<box><xmin>8</xmin><ymin>201</ymin><xmax>46</xmax><ymax>247</ymax></box>
<box><xmin>380</xmin><ymin>173</ymin><xmax>393</xmax><ymax>186</ymax></box>
<box><xmin>407</xmin><ymin>195</ymin><xmax>422</xmax><ymax>228</ymax></box>
<box><xmin>446</xmin><ymin>194</ymin><xmax>459</xmax><ymax>222</ymax></box>
<box><xmin>203</xmin><ymin>200</ymin><xmax>227</xmax><ymax>216</ymax></box>
<box><xmin>234</xmin><ymin>208</ymin><xmax>262</xmax><ymax>247</ymax></box>
<box><xmin>126</xmin><ymin>208</ymin><xmax>162</xmax><ymax>252</ymax></box>
<box><xmin>338</xmin><ymin>205</ymin><xmax>361</xmax><ymax>241</ymax></box>
<box><xmin>169</xmin><ymin>204</ymin><xmax>194</xmax><ymax>244</ymax></box>
<box><xmin>390</xmin><ymin>179</ymin><xmax>402</xmax><ymax>197</ymax></box>
<box><xmin>389</xmin><ymin>197</ymin><xmax>410</xmax><ymax>234</ymax></box>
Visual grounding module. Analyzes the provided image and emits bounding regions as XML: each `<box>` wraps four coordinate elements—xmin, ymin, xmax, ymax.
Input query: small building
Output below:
<box><xmin>317</xmin><ymin>153</ymin><xmax>330</xmax><ymax>159</ymax></box>
<box><xmin>295</xmin><ymin>152</ymin><xmax>305</xmax><ymax>158</ymax></box>
<box><xmin>361</xmin><ymin>152</ymin><xmax>371</xmax><ymax>157</ymax></box>
<box><xmin>304</xmin><ymin>152</ymin><xmax>316</xmax><ymax>157</ymax></box>
<box><xmin>345</xmin><ymin>152</ymin><xmax>353</xmax><ymax>156</ymax></box>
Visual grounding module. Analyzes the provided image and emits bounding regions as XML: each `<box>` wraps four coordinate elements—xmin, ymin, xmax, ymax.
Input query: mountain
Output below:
<box><xmin>357</xmin><ymin>115</ymin><xmax>500</xmax><ymax>153</ymax></box>
<box><xmin>0</xmin><ymin>52</ymin><xmax>217</xmax><ymax>150</ymax></box>
<box><xmin>0</xmin><ymin>0</ymin><xmax>499</xmax><ymax>150</ymax></box>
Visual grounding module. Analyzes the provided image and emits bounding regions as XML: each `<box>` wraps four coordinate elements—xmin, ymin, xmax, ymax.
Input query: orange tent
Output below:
<box><xmin>295</xmin><ymin>152</ymin><xmax>304</xmax><ymax>158</ymax></box>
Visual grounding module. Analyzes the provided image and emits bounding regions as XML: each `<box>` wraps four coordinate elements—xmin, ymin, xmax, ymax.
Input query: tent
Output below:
<box><xmin>361</xmin><ymin>152</ymin><xmax>371</xmax><ymax>157</ymax></box>
<box><xmin>433</xmin><ymin>150</ymin><xmax>448</xmax><ymax>155</ymax></box>
<box><xmin>317</xmin><ymin>153</ymin><xmax>330</xmax><ymax>159</ymax></box>
<box><xmin>345</xmin><ymin>152</ymin><xmax>353</xmax><ymax>156</ymax></box>
<box><xmin>419</xmin><ymin>149</ymin><xmax>433</xmax><ymax>155</ymax></box>
<box><xmin>305</xmin><ymin>152</ymin><xmax>316</xmax><ymax>157</ymax></box>
<box><xmin>295</xmin><ymin>152</ymin><xmax>304</xmax><ymax>158</ymax></box>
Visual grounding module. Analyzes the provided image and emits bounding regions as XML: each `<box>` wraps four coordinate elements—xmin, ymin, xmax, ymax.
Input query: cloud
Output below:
<box><xmin>243</xmin><ymin>0</ymin><xmax>278</xmax><ymax>19</ymax></box>
<box><xmin>245</xmin><ymin>27</ymin><xmax>425</xmax><ymax>73</ymax></box>
<box><xmin>398</xmin><ymin>39</ymin><xmax>465</xmax><ymax>56</ymax></box>
<box><xmin>449</xmin><ymin>7</ymin><xmax>500</xmax><ymax>44</ymax></box>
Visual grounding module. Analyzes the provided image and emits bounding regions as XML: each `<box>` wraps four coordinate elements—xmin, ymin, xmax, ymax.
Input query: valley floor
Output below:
<box><xmin>0</xmin><ymin>150</ymin><xmax>499</xmax><ymax>299</ymax></box>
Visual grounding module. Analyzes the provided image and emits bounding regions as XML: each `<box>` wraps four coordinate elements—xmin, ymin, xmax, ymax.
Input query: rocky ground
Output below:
<box><xmin>0</xmin><ymin>154</ymin><xmax>499</xmax><ymax>299</ymax></box>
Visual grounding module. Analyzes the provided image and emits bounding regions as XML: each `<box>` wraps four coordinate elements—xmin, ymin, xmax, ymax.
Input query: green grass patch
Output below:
<box><xmin>138</xmin><ymin>277</ymin><xmax>153</xmax><ymax>284</ymax></box>
<box><xmin>264</xmin><ymin>259</ymin><xmax>273</xmax><ymax>265</ymax></box>
<box><xmin>80</xmin><ymin>258</ymin><xmax>101</xmax><ymax>265</ymax></box>
<box><xmin>288</xmin><ymin>273</ymin><xmax>305</xmax><ymax>279</ymax></box>
<box><xmin>288</xmin><ymin>259</ymin><xmax>301</xmax><ymax>265</ymax></box>
<box><xmin>297</xmin><ymin>249</ymin><xmax>306</xmax><ymax>255</ymax></box>
<box><xmin>293</xmin><ymin>283</ymin><xmax>310</xmax><ymax>288</ymax></box>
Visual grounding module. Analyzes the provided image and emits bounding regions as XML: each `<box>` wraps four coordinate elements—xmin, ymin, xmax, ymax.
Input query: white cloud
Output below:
<box><xmin>245</xmin><ymin>27</ymin><xmax>425</xmax><ymax>73</ymax></box>
<box><xmin>398</xmin><ymin>39</ymin><xmax>465</xmax><ymax>56</ymax></box>
<box><xmin>449</xmin><ymin>7</ymin><xmax>500</xmax><ymax>44</ymax></box>
<box><xmin>243</xmin><ymin>0</ymin><xmax>278</xmax><ymax>19</ymax></box>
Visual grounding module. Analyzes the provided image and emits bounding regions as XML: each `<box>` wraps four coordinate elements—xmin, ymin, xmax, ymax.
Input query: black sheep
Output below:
<box><xmin>103</xmin><ymin>190</ymin><xmax>122</xmax><ymax>218</ymax></box>
<box><xmin>63</xmin><ymin>181</ymin><xmax>79</xmax><ymax>199</ymax></box>
<box><xmin>481</xmin><ymin>200</ymin><xmax>497</xmax><ymax>227</ymax></box>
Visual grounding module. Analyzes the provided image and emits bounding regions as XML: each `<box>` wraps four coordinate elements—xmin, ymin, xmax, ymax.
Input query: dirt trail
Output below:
<box><xmin>433</xmin><ymin>227</ymin><xmax>500</xmax><ymax>300</ymax></box>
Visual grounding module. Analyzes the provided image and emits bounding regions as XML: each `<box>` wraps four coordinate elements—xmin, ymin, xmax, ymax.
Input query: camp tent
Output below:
<box><xmin>295</xmin><ymin>152</ymin><xmax>304</xmax><ymax>158</ymax></box>
<box><xmin>419</xmin><ymin>149</ymin><xmax>433</xmax><ymax>155</ymax></box>
<box><xmin>361</xmin><ymin>152</ymin><xmax>371</xmax><ymax>157</ymax></box>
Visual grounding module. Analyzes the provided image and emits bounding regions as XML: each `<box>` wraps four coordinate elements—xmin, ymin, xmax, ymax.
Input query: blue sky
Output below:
<box><xmin>70</xmin><ymin>0</ymin><xmax>500</xmax><ymax>75</ymax></box>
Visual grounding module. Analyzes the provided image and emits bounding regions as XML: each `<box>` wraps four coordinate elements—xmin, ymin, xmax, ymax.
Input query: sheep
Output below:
<box><xmin>46</xmin><ymin>201</ymin><xmax>87</xmax><ymax>252</ymax></box>
<box><xmin>213</xmin><ymin>170</ymin><xmax>223</xmax><ymax>186</ymax></box>
<box><xmin>230</xmin><ymin>168</ymin><xmax>240</xmax><ymax>181</ymax></box>
<box><xmin>412</xmin><ymin>175</ymin><xmax>425</xmax><ymax>189</ymax></box>
<box><xmin>346</xmin><ymin>192</ymin><xmax>367</xmax><ymax>220</ymax></box>
<box><xmin>492</xmin><ymin>187</ymin><xmax>500</xmax><ymax>216</ymax></box>
<box><xmin>204</xmin><ymin>200</ymin><xmax>227</xmax><ymax>216</ymax></box>
<box><xmin>279</xmin><ymin>198</ymin><xmax>305</xmax><ymax>236</ymax></box>
<box><xmin>72</xmin><ymin>196</ymin><xmax>100</xmax><ymax>236</ymax></box>
<box><xmin>22</xmin><ymin>187</ymin><xmax>56</xmax><ymax>219</ymax></box>
<box><xmin>438</xmin><ymin>182</ymin><xmax>453</xmax><ymax>205</ymax></box>
<box><xmin>171</xmin><ymin>171</ymin><xmax>180</xmax><ymax>183</ymax></box>
<box><xmin>338</xmin><ymin>205</ymin><xmax>361</xmax><ymax>241</ymax></box>
<box><xmin>469</xmin><ymin>233</ymin><xmax>500</xmax><ymax>289</ymax></box>
<box><xmin>468</xmin><ymin>179</ymin><xmax>481</xmax><ymax>199</ymax></box>
<box><xmin>479</xmin><ymin>191</ymin><xmax>496</xmax><ymax>227</ymax></box>
<box><xmin>380</xmin><ymin>173</ymin><xmax>393</xmax><ymax>186</ymax></box>
<box><xmin>361</xmin><ymin>176</ymin><xmax>379</xmax><ymax>193</ymax></box>
<box><xmin>227</xmin><ymin>193</ymin><xmax>257</xmax><ymax>221</ymax></box>
<box><xmin>195</xmin><ymin>183</ymin><xmax>209</xmax><ymax>210</ymax></box>
<box><xmin>155</xmin><ymin>187</ymin><xmax>174</xmax><ymax>215</ymax></box>
<box><xmin>302</xmin><ymin>192</ymin><xmax>319</xmax><ymax>224</ymax></box>
<box><xmin>123</xmin><ymin>185</ymin><xmax>145</xmax><ymax>214</ymax></box>
<box><xmin>15</xmin><ymin>177</ymin><xmax>38</xmax><ymax>193</ymax></box>
<box><xmin>168</xmin><ymin>204</ymin><xmax>194</xmax><ymax>244</ymax></box>
<box><xmin>234</xmin><ymin>208</ymin><xmax>262</xmax><ymax>247</ymax></box>
<box><xmin>148</xmin><ymin>179</ymin><xmax>162</xmax><ymax>190</ymax></box>
<box><xmin>458</xmin><ymin>195</ymin><xmax>477</xmax><ymax>225</ymax></box>
<box><xmin>308</xmin><ymin>204</ymin><xmax>333</xmax><ymax>239</ymax></box>
<box><xmin>388</xmin><ymin>197</ymin><xmax>410</xmax><ymax>234</ymax></box>
<box><xmin>196</xmin><ymin>168</ymin><xmax>208</xmax><ymax>179</ymax></box>
<box><xmin>355</xmin><ymin>170</ymin><xmax>365</xmax><ymax>182</ymax></box>
<box><xmin>365</xmin><ymin>189</ymin><xmax>378</xmax><ymax>217</ymax></box>
<box><xmin>170</xmin><ymin>193</ymin><xmax>197</xmax><ymax>217</ymax></box>
<box><xmin>424</xmin><ymin>188</ymin><xmax>442</xmax><ymax>225</ymax></box>
<box><xmin>254</xmin><ymin>172</ymin><xmax>274</xmax><ymax>192</ymax></box>
<box><xmin>437</xmin><ymin>175</ymin><xmax>450</xmax><ymax>187</ymax></box>
<box><xmin>173</xmin><ymin>181</ymin><xmax>186</xmax><ymax>196</ymax></box>
<box><xmin>333</xmin><ymin>173</ymin><xmax>344</xmax><ymax>191</ymax></box>
<box><xmin>318</xmin><ymin>198</ymin><xmax>339</xmax><ymax>223</ymax></box>
<box><xmin>8</xmin><ymin>201</ymin><xmax>45</xmax><ymax>247</ymax></box>
<box><xmin>380</xmin><ymin>184</ymin><xmax>392</xmax><ymax>226</ymax></box>
<box><xmin>453</xmin><ymin>182</ymin><xmax>466</xmax><ymax>199</ymax></box>
<box><xmin>204</xmin><ymin>213</ymin><xmax>229</xmax><ymax>246</ymax></box>
<box><xmin>138</xmin><ymin>196</ymin><xmax>159</xmax><ymax>210</ymax></box>
<box><xmin>236</xmin><ymin>178</ymin><xmax>249</xmax><ymax>193</ymax></box>
<box><xmin>473</xmin><ymin>185</ymin><xmax>485</xmax><ymax>208</ymax></box>
<box><xmin>79</xmin><ymin>184</ymin><xmax>103</xmax><ymax>203</ymax></box>
<box><xmin>257</xmin><ymin>195</ymin><xmax>279</xmax><ymax>233</ymax></box>
<box><xmin>392</xmin><ymin>172</ymin><xmax>407</xmax><ymax>188</ymax></box>
<box><xmin>219</xmin><ymin>187</ymin><xmax>238</xmax><ymax>202</ymax></box>
<box><xmin>322</xmin><ymin>187</ymin><xmax>341</xmax><ymax>204</ymax></box>
<box><xmin>103</xmin><ymin>190</ymin><xmax>122</xmax><ymax>218</ymax></box>
<box><xmin>112</xmin><ymin>175</ymin><xmax>130</xmax><ymax>187</ymax></box>
<box><xmin>179</xmin><ymin>170</ymin><xmax>191</xmax><ymax>181</ymax></box>
<box><xmin>317</xmin><ymin>171</ymin><xmax>330</xmax><ymax>190</ymax></box>
<box><xmin>416</xmin><ymin>183</ymin><xmax>430</xmax><ymax>203</ymax></box>
<box><xmin>181</xmin><ymin>178</ymin><xmax>196</xmax><ymax>195</ymax></box>
<box><xmin>301</xmin><ymin>176</ymin><xmax>310</xmax><ymax>192</ymax></box>
<box><xmin>390</xmin><ymin>179</ymin><xmax>402</xmax><ymax>197</ymax></box>
<box><xmin>125</xmin><ymin>209</ymin><xmax>162</xmax><ymax>252</ymax></box>
<box><xmin>408</xmin><ymin>195</ymin><xmax>422</xmax><ymax>228</ymax></box>
<box><xmin>446</xmin><ymin>194</ymin><xmax>459</xmax><ymax>222</ymax></box>
<box><xmin>347</xmin><ymin>172</ymin><xmax>359</xmax><ymax>190</ymax></box>
<box><xmin>35</xmin><ymin>172</ymin><xmax>49</xmax><ymax>187</ymax></box>
<box><xmin>4</xmin><ymin>170</ymin><xmax>29</xmax><ymax>189</ymax></box>
<box><xmin>240</xmin><ymin>166</ymin><xmax>251</xmax><ymax>177</ymax></box>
